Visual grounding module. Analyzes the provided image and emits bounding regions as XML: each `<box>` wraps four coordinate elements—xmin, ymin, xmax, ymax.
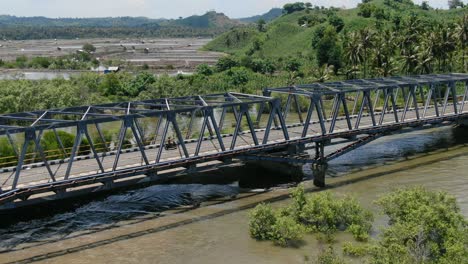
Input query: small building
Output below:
<box><xmin>104</xmin><ymin>66</ymin><xmax>120</xmax><ymax>74</ymax></box>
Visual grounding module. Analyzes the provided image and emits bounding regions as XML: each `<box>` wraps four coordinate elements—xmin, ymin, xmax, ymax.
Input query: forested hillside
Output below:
<box><xmin>205</xmin><ymin>0</ymin><xmax>467</xmax><ymax>78</ymax></box>
<box><xmin>0</xmin><ymin>11</ymin><xmax>242</xmax><ymax>40</ymax></box>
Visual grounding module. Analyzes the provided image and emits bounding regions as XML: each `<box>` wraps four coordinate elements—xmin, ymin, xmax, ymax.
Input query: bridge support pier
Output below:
<box><xmin>313</xmin><ymin>141</ymin><xmax>327</xmax><ymax>187</ymax></box>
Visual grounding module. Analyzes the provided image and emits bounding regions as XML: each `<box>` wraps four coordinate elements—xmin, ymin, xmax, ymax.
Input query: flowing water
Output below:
<box><xmin>0</xmin><ymin>125</ymin><xmax>467</xmax><ymax>263</ymax></box>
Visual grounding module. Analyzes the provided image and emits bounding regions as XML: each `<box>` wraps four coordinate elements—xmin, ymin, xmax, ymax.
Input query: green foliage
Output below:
<box><xmin>270</xmin><ymin>214</ymin><xmax>305</xmax><ymax>247</ymax></box>
<box><xmin>371</xmin><ymin>186</ymin><xmax>468</xmax><ymax>263</ymax></box>
<box><xmin>328</xmin><ymin>15</ymin><xmax>345</xmax><ymax>33</ymax></box>
<box><xmin>316</xmin><ymin>247</ymin><xmax>346</xmax><ymax>264</ymax></box>
<box><xmin>358</xmin><ymin>3</ymin><xmax>375</xmax><ymax>18</ymax></box>
<box><xmin>249</xmin><ymin>203</ymin><xmax>276</xmax><ymax>240</ymax></box>
<box><xmin>82</xmin><ymin>43</ymin><xmax>96</xmax><ymax>53</ymax></box>
<box><xmin>216</xmin><ymin>56</ymin><xmax>240</xmax><ymax>72</ymax></box>
<box><xmin>342</xmin><ymin>242</ymin><xmax>372</xmax><ymax>257</ymax></box>
<box><xmin>225</xmin><ymin>67</ymin><xmax>251</xmax><ymax>90</ymax></box>
<box><xmin>248</xmin><ymin>58</ymin><xmax>276</xmax><ymax>74</ymax></box>
<box><xmin>196</xmin><ymin>63</ymin><xmax>214</xmax><ymax>76</ymax></box>
<box><xmin>283</xmin><ymin>2</ymin><xmax>306</xmax><ymax>14</ymax></box>
<box><xmin>296</xmin><ymin>190</ymin><xmax>373</xmax><ymax>241</ymax></box>
<box><xmin>0</xmin><ymin>138</ymin><xmax>17</xmax><ymax>165</ymax></box>
<box><xmin>257</xmin><ymin>19</ymin><xmax>267</xmax><ymax>32</ymax></box>
<box><xmin>316</xmin><ymin>26</ymin><xmax>342</xmax><ymax>71</ymax></box>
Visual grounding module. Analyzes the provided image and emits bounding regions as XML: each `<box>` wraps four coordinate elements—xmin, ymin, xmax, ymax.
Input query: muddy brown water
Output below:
<box><xmin>0</xmin><ymin>126</ymin><xmax>467</xmax><ymax>263</ymax></box>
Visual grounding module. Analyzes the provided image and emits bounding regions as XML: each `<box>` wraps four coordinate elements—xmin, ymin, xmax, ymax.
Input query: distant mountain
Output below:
<box><xmin>0</xmin><ymin>15</ymin><xmax>163</xmax><ymax>28</ymax></box>
<box><xmin>164</xmin><ymin>11</ymin><xmax>241</xmax><ymax>28</ymax></box>
<box><xmin>0</xmin><ymin>12</ymin><xmax>241</xmax><ymax>39</ymax></box>
<box><xmin>238</xmin><ymin>8</ymin><xmax>283</xmax><ymax>23</ymax></box>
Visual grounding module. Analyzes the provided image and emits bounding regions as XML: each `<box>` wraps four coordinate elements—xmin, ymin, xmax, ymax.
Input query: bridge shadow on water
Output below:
<box><xmin>0</xmin><ymin>126</ymin><xmax>467</xmax><ymax>262</ymax></box>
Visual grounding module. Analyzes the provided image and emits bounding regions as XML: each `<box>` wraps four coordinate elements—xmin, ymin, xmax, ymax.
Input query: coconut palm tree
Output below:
<box><xmin>359</xmin><ymin>28</ymin><xmax>374</xmax><ymax>78</ymax></box>
<box><xmin>372</xmin><ymin>30</ymin><xmax>397</xmax><ymax>77</ymax></box>
<box><xmin>343</xmin><ymin>32</ymin><xmax>363</xmax><ymax>79</ymax></box>
<box><xmin>455</xmin><ymin>14</ymin><xmax>468</xmax><ymax>72</ymax></box>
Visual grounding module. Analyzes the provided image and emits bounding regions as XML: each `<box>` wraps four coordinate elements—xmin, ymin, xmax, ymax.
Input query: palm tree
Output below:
<box><xmin>343</xmin><ymin>32</ymin><xmax>363</xmax><ymax>79</ymax></box>
<box><xmin>372</xmin><ymin>30</ymin><xmax>397</xmax><ymax>77</ymax></box>
<box><xmin>455</xmin><ymin>14</ymin><xmax>468</xmax><ymax>72</ymax></box>
<box><xmin>359</xmin><ymin>28</ymin><xmax>374</xmax><ymax>78</ymax></box>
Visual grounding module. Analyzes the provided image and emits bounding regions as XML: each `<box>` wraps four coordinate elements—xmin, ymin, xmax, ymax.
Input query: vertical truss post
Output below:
<box><xmin>112</xmin><ymin>119</ymin><xmax>128</xmax><ymax>171</ymax></box>
<box><xmin>329</xmin><ymin>94</ymin><xmax>341</xmax><ymax>133</ymax></box>
<box><xmin>94</xmin><ymin>123</ymin><xmax>108</xmax><ymax>152</ymax></box>
<box><xmin>365</xmin><ymin>90</ymin><xmax>376</xmax><ymax>126</ymax></box>
<box><xmin>208</xmin><ymin>108</ymin><xmax>225</xmax><ymax>152</ymax></box>
<box><xmin>185</xmin><ymin>110</ymin><xmax>196</xmax><ymax>139</ymax></box>
<box><xmin>341</xmin><ymin>93</ymin><xmax>352</xmax><ymax>130</ymax></box>
<box><xmin>262</xmin><ymin>99</ymin><xmax>278</xmax><ymax>144</ymax></box>
<box><xmin>450</xmin><ymin>81</ymin><xmax>458</xmax><ymax>114</ymax></box>
<box><xmin>244</xmin><ymin>104</ymin><xmax>259</xmax><ymax>146</ymax></box>
<box><xmin>401</xmin><ymin>86</ymin><xmax>411</xmax><ymax>122</ymax></box>
<box><xmin>319</xmin><ymin>97</ymin><xmax>327</xmax><ymax>120</ymax></box>
<box><xmin>218</xmin><ymin>107</ymin><xmax>227</xmax><ymax>131</ymax></box>
<box><xmin>169</xmin><ymin>112</ymin><xmax>189</xmax><ymax>158</ymax></box>
<box><xmin>442</xmin><ymin>83</ymin><xmax>450</xmax><ymax>116</ymax></box>
<box><xmin>195</xmin><ymin>112</ymin><xmax>209</xmax><ymax>156</ymax></box>
<box><xmin>156</xmin><ymin>114</ymin><xmax>170</xmax><ymax>163</ymax></box>
<box><xmin>379</xmin><ymin>89</ymin><xmax>390</xmax><ymax>125</ymax></box>
<box><xmin>5</xmin><ymin>131</ymin><xmax>18</xmax><ymax>158</ymax></box>
<box><xmin>352</xmin><ymin>92</ymin><xmax>360</xmax><ymax>116</ymax></box>
<box><xmin>423</xmin><ymin>86</ymin><xmax>433</xmax><ymax>118</ymax></box>
<box><xmin>81</xmin><ymin>123</ymin><xmax>105</xmax><ymax>173</ymax></box>
<box><xmin>64</xmin><ymin>125</ymin><xmax>83</xmax><ymax>180</ymax></box>
<box><xmin>152</xmin><ymin>114</ymin><xmax>163</xmax><ymax>145</ymax></box>
<box><xmin>32</xmin><ymin>130</ymin><xmax>56</xmax><ymax>182</ymax></box>
<box><xmin>389</xmin><ymin>87</ymin><xmax>400</xmax><ymax>123</ymax></box>
<box><xmin>294</xmin><ymin>95</ymin><xmax>304</xmax><ymax>124</ymax></box>
<box><xmin>461</xmin><ymin>81</ymin><xmax>468</xmax><ymax>113</ymax></box>
<box><xmin>329</xmin><ymin>94</ymin><xmax>338</xmax><ymax>120</ymax></box>
<box><xmin>283</xmin><ymin>94</ymin><xmax>293</xmax><ymax>121</ymax></box>
<box><xmin>314</xmin><ymin>95</ymin><xmax>327</xmax><ymax>135</ymax></box>
<box><xmin>302</xmin><ymin>97</ymin><xmax>314</xmax><ymax>138</ymax></box>
<box><xmin>257</xmin><ymin>89</ymin><xmax>272</xmax><ymax>126</ymax></box>
<box><xmin>230</xmin><ymin>104</ymin><xmax>243</xmax><ymax>150</ymax></box>
<box><xmin>410</xmin><ymin>85</ymin><xmax>420</xmax><ymax>120</ymax></box>
<box><xmin>432</xmin><ymin>84</ymin><xmax>440</xmax><ymax>117</ymax></box>
<box><xmin>129</xmin><ymin>118</ymin><xmax>150</xmax><ymax>165</ymax></box>
<box><xmin>12</xmin><ymin>129</ymin><xmax>34</xmax><ymax>189</ymax></box>
<box><xmin>276</xmin><ymin>99</ymin><xmax>290</xmax><ymax>140</ymax></box>
<box><xmin>373</xmin><ymin>89</ymin><xmax>381</xmax><ymax>110</ymax></box>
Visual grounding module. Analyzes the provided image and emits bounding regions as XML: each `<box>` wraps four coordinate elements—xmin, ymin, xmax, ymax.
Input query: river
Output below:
<box><xmin>0</xmin><ymin>125</ymin><xmax>467</xmax><ymax>263</ymax></box>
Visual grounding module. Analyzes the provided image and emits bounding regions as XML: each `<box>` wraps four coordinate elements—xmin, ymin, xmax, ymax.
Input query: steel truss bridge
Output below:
<box><xmin>0</xmin><ymin>73</ymin><xmax>467</xmax><ymax>209</ymax></box>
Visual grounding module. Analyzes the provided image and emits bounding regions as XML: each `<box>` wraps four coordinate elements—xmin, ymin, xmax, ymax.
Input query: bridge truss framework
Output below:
<box><xmin>0</xmin><ymin>73</ymin><xmax>467</xmax><ymax>208</ymax></box>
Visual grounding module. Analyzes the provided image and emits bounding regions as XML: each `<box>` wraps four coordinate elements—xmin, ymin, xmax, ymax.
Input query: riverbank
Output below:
<box><xmin>1</xmin><ymin>143</ymin><xmax>467</xmax><ymax>264</ymax></box>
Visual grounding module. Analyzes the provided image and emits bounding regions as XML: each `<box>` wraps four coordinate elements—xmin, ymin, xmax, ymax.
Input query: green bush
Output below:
<box><xmin>316</xmin><ymin>246</ymin><xmax>346</xmax><ymax>264</ymax></box>
<box><xmin>371</xmin><ymin>187</ymin><xmax>468</xmax><ymax>263</ymax></box>
<box><xmin>249</xmin><ymin>203</ymin><xmax>276</xmax><ymax>240</ymax></box>
<box><xmin>296</xmin><ymin>189</ymin><xmax>373</xmax><ymax>241</ymax></box>
<box><xmin>342</xmin><ymin>242</ymin><xmax>372</xmax><ymax>257</ymax></box>
<box><xmin>270</xmin><ymin>214</ymin><xmax>304</xmax><ymax>247</ymax></box>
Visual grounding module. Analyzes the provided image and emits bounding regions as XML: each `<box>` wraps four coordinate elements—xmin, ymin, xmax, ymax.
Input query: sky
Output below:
<box><xmin>0</xmin><ymin>0</ymin><xmax>452</xmax><ymax>19</ymax></box>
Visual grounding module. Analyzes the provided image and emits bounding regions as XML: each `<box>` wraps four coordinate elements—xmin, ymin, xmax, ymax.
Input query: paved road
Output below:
<box><xmin>1</xmin><ymin>101</ymin><xmax>466</xmax><ymax>190</ymax></box>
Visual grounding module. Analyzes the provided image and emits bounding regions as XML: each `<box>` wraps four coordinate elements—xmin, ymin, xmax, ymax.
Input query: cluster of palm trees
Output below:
<box><xmin>342</xmin><ymin>14</ymin><xmax>467</xmax><ymax>79</ymax></box>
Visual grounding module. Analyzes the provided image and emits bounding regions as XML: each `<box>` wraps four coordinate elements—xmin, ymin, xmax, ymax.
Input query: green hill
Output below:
<box><xmin>204</xmin><ymin>0</ymin><xmax>467</xmax><ymax>58</ymax></box>
<box><xmin>238</xmin><ymin>8</ymin><xmax>284</xmax><ymax>23</ymax></box>
<box><xmin>163</xmin><ymin>11</ymin><xmax>241</xmax><ymax>28</ymax></box>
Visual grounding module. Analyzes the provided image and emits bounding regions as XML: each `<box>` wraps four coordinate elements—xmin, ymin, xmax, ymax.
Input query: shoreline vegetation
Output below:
<box><xmin>249</xmin><ymin>184</ymin><xmax>468</xmax><ymax>264</ymax></box>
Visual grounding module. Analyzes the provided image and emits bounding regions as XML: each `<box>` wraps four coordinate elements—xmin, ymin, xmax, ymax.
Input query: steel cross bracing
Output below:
<box><xmin>0</xmin><ymin>73</ymin><xmax>467</xmax><ymax>207</ymax></box>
